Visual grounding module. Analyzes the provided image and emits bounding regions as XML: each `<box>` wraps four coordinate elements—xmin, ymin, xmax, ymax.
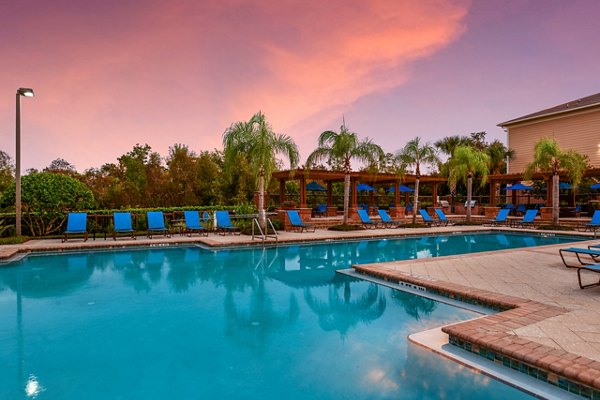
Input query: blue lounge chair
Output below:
<box><xmin>314</xmin><ymin>203</ymin><xmax>327</xmax><ymax>217</ymax></box>
<box><xmin>419</xmin><ymin>209</ymin><xmax>438</xmax><ymax>227</ymax></box>
<box><xmin>62</xmin><ymin>212</ymin><xmax>88</xmax><ymax>242</ymax></box>
<box><xmin>484</xmin><ymin>208</ymin><xmax>511</xmax><ymax>226</ymax></box>
<box><xmin>516</xmin><ymin>204</ymin><xmax>527</xmax><ymax>216</ymax></box>
<box><xmin>113</xmin><ymin>212</ymin><xmax>135</xmax><ymax>240</ymax></box>
<box><xmin>559</xmin><ymin>247</ymin><xmax>600</xmax><ymax>268</ymax></box>
<box><xmin>558</xmin><ymin>247</ymin><xmax>600</xmax><ymax>289</ymax></box>
<box><xmin>215</xmin><ymin>211</ymin><xmax>241</xmax><ymax>235</ymax></box>
<box><xmin>147</xmin><ymin>211</ymin><xmax>170</xmax><ymax>238</ymax></box>
<box><xmin>434</xmin><ymin>209</ymin><xmax>451</xmax><ymax>226</ymax></box>
<box><xmin>184</xmin><ymin>211</ymin><xmax>208</xmax><ymax>237</ymax></box>
<box><xmin>512</xmin><ymin>209</ymin><xmax>538</xmax><ymax>228</ymax></box>
<box><xmin>377</xmin><ymin>209</ymin><xmax>402</xmax><ymax>228</ymax></box>
<box><xmin>286</xmin><ymin>210</ymin><xmax>315</xmax><ymax>233</ymax></box>
<box><xmin>357</xmin><ymin>209</ymin><xmax>378</xmax><ymax>229</ymax></box>
<box><xmin>503</xmin><ymin>203</ymin><xmax>515</xmax><ymax>215</ymax></box>
<box><xmin>582</xmin><ymin>210</ymin><xmax>600</xmax><ymax>232</ymax></box>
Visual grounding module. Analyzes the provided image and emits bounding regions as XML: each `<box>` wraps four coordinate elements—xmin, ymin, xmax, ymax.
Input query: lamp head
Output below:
<box><xmin>17</xmin><ymin>88</ymin><xmax>35</xmax><ymax>97</ymax></box>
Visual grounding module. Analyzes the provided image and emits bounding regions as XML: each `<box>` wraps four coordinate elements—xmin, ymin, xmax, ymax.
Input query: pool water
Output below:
<box><xmin>0</xmin><ymin>233</ymin><xmax>581</xmax><ymax>399</ymax></box>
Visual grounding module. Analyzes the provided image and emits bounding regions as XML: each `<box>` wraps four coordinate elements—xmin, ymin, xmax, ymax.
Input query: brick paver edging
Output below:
<box><xmin>353</xmin><ymin>265</ymin><xmax>600</xmax><ymax>399</ymax></box>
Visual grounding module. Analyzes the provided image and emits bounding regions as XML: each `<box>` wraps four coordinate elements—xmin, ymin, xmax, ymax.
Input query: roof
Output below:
<box><xmin>498</xmin><ymin>91</ymin><xmax>600</xmax><ymax>127</ymax></box>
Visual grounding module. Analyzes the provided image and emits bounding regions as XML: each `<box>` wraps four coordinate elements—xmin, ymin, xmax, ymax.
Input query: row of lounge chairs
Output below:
<box><xmin>62</xmin><ymin>210</ymin><xmax>241</xmax><ymax>242</ymax></box>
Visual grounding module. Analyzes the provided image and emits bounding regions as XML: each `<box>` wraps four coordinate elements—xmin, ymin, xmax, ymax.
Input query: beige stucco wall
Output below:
<box><xmin>506</xmin><ymin>107</ymin><xmax>600</xmax><ymax>173</ymax></box>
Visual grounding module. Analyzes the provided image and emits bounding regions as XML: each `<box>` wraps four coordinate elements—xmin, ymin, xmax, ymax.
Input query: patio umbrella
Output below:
<box><xmin>591</xmin><ymin>183</ymin><xmax>600</xmax><ymax>190</ymax></box>
<box><xmin>356</xmin><ymin>183</ymin><xmax>375</xmax><ymax>191</ymax></box>
<box><xmin>386</xmin><ymin>185</ymin><xmax>414</xmax><ymax>193</ymax></box>
<box><xmin>503</xmin><ymin>183</ymin><xmax>533</xmax><ymax>191</ymax></box>
<box><xmin>306</xmin><ymin>181</ymin><xmax>326</xmax><ymax>191</ymax></box>
<box><xmin>541</xmin><ymin>182</ymin><xmax>575</xmax><ymax>190</ymax></box>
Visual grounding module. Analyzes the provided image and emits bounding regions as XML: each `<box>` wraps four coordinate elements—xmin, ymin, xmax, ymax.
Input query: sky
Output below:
<box><xmin>2</xmin><ymin>0</ymin><xmax>600</xmax><ymax>172</ymax></box>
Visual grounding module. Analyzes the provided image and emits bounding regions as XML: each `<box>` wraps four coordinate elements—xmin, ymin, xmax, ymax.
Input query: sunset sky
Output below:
<box><xmin>2</xmin><ymin>0</ymin><xmax>600</xmax><ymax>172</ymax></box>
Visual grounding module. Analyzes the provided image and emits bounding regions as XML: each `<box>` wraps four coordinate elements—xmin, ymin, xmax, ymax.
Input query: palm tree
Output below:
<box><xmin>524</xmin><ymin>138</ymin><xmax>588</xmax><ymax>225</ymax></box>
<box><xmin>396</xmin><ymin>137</ymin><xmax>440</xmax><ymax>224</ymax></box>
<box><xmin>487</xmin><ymin>140</ymin><xmax>514</xmax><ymax>175</ymax></box>
<box><xmin>305</xmin><ymin>121</ymin><xmax>384</xmax><ymax>225</ymax></box>
<box><xmin>223</xmin><ymin>111</ymin><xmax>299</xmax><ymax>228</ymax></box>
<box><xmin>448</xmin><ymin>145</ymin><xmax>490</xmax><ymax>222</ymax></box>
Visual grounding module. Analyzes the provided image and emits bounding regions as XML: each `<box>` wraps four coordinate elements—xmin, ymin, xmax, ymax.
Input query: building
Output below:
<box><xmin>498</xmin><ymin>92</ymin><xmax>600</xmax><ymax>174</ymax></box>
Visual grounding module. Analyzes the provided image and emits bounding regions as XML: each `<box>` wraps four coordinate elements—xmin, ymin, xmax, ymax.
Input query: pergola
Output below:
<box><xmin>488</xmin><ymin>167</ymin><xmax>600</xmax><ymax>206</ymax></box>
<box><xmin>271</xmin><ymin>169</ymin><xmax>447</xmax><ymax>210</ymax></box>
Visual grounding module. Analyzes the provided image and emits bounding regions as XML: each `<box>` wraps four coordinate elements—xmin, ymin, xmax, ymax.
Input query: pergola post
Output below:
<box><xmin>432</xmin><ymin>182</ymin><xmax>438</xmax><ymax>205</ymax></box>
<box><xmin>279</xmin><ymin>179</ymin><xmax>285</xmax><ymax>205</ymax></box>
<box><xmin>327</xmin><ymin>182</ymin><xmax>333</xmax><ymax>206</ymax></box>
<box><xmin>299</xmin><ymin>175</ymin><xmax>307</xmax><ymax>208</ymax></box>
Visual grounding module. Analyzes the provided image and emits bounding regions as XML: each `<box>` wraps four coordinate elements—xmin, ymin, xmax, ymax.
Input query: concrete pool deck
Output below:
<box><xmin>2</xmin><ymin>225</ymin><xmax>600</xmax><ymax>395</ymax></box>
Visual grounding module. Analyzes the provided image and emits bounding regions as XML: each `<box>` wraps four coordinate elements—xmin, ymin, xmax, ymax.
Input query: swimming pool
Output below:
<box><xmin>0</xmin><ymin>233</ymin><xmax>582</xmax><ymax>399</ymax></box>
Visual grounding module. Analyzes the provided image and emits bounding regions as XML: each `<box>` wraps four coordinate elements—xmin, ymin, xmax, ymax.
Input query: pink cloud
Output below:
<box><xmin>0</xmin><ymin>0</ymin><xmax>469</xmax><ymax>171</ymax></box>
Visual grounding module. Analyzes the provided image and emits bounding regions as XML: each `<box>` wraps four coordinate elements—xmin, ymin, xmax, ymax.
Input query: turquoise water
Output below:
<box><xmin>0</xmin><ymin>233</ymin><xmax>582</xmax><ymax>399</ymax></box>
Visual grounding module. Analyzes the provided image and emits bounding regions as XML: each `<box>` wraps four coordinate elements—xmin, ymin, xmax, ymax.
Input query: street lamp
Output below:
<box><xmin>15</xmin><ymin>88</ymin><xmax>34</xmax><ymax>236</ymax></box>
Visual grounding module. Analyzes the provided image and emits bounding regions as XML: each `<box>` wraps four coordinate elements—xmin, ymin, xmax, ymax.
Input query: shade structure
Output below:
<box><xmin>503</xmin><ymin>183</ymin><xmax>533</xmax><ymax>191</ymax></box>
<box><xmin>387</xmin><ymin>185</ymin><xmax>415</xmax><ymax>193</ymax></box>
<box><xmin>306</xmin><ymin>181</ymin><xmax>326</xmax><ymax>191</ymax></box>
<box><xmin>591</xmin><ymin>183</ymin><xmax>600</xmax><ymax>190</ymax></box>
<box><xmin>356</xmin><ymin>183</ymin><xmax>375</xmax><ymax>191</ymax></box>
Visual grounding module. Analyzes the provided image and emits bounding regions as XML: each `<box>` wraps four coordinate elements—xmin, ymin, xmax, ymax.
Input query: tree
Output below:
<box><xmin>117</xmin><ymin>144</ymin><xmax>166</xmax><ymax>207</ymax></box>
<box><xmin>44</xmin><ymin>158</ymin><xmax>78</xmax><ymax>177</ymax></box>
<box><xmin>1</xmin><ymin>172</ymin><xmax>95</xmax><ymax>236</ymax></box>
<box><xmin>487</xmin><ymin>140</ymin><xmax>514</xmax><ymax>175</ymax></box>
<box><xmin>306</xmin><ymin>121</ymin><xmax>384</xmax><ymax>225</ymax></box>
<box><xmin>165</xmin><ymin>144</ymin><xmax>199</xmax><ymax>206</ymax></box>
<box><xmin>223</xmin><ymin>111</ymin><xmax>299</xmax><ymax>228</ymax></box>
<box><xmin>524</xmin><ymin>138</ymin><xmax>589</xmax><ymax>225</ymax></box>
<box><xmin>448</xmin><ymin>146</ymin><xmax>490</xmax><ymax>222</ymax></box>
<box><xmin>0</xmin><ymin>150</ymin><xmax>14</xmax><ymax>194</ymax></box>
<box><xmin>396</xmin><ymin>137</ymin><xmax>439</xmax><ymax>224</ymax></box>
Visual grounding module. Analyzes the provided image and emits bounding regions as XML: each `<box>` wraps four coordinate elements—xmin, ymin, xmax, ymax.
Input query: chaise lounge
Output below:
<box><xmin>558</xmin><ymin>246</ymin><xmax>600</xmax><ymax>289</ymax></box>
<box><xmin>147</xmin><ymin>211</ymin><xmax>170</xmax><ymax>238</ymax></box>
<box><xmin>357</xmin><ymin>209</ymin><xmax>379</xmax><ymax>229</ymax></box>
<box><xmin>215</xmin><ymin>211</ymin><xmax>241</xmax><ymax>235</ymax></box>
<box><xmin>184</xmin><ymin>211</ymin><xmax>208</xmax><ymax>237</ymax></box>
<box><xmin>62</xmin><ymin>212</ymin><xmax>88</xmax><ymax>242</ymax></box>
<box><xmin>113</xmin><ymin>212</ymin><xmax>135</xmax><ymax>240</ymax></box>
<box><xmin>286</xmin><ymin>210</ymin><xmax>315</xmax><ymax>233</ymax></box>
<box><xmin>377</xmin><ymin>209</ymin><xmax>402</xmax><ymax>228</ymax></box>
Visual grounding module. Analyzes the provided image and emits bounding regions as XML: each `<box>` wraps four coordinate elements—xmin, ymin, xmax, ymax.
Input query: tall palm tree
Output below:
<box><xmin>306</xmin><ymin>121</ymin><xmax>384</xmax><ymax>225</ymax></box>
<box><xmin>448</xmin><ymin>145</ymin><xmax>490</xmax><ymax>222</ymax></box>
<box><xmin>223</xmin><ymin>111</ymin><xmax>299</xmax><ymax>228</ymax></box>
<box><xmin>396</xmin><ymin>137</ymin><xmax>439</xmax><ymax>224</ymax></box>
<box><xmin>524</xmin><ymin>138</ymin><xmax>588</xmax><ymax>225</ymax></box>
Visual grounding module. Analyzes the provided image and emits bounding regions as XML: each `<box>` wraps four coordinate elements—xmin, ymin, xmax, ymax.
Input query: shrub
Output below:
<box><xmin>328</xmin><ymin>224</ymin><xmax>364</xmax><ymax>231</ymax></box>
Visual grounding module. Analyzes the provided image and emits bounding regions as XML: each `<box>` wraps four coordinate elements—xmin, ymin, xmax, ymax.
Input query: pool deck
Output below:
<box><xmin>2</xmin><ymin>225</ymin><xmax>600</xmax><ymax>394</ymax></box>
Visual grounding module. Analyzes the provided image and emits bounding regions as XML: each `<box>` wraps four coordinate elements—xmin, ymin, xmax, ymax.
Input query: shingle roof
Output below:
<box><xmin>498</xmin><ymin>91</ymin><xmax>600</xmax><ymax>127</ymax></box>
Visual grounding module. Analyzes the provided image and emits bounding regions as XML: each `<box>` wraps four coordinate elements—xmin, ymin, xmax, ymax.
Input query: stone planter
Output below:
<box><xmin>540</xmin><ymin>207</ymin><xmax>553</xmax><ymax>221</ymax></box>
<box><xmin>484</xmin><ymin>207</ymin><xmax>500</xmax><ymax>218</ymax></box>
<box><xmin>389</xmin><ymin>207</ymin><xmax>405</xmax><ymax>218</ymax></box>
<box><xmin>326</xmin><ymin>206</ymin><xmax>338</xmax><ymax>217</ymax></box>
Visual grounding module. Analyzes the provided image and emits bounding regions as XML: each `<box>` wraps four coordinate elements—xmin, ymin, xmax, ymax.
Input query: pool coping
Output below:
<box><xmin>1</xmin><ymin>226</ymin><xmax>595</xmax><ymax>262</ymax></box>
<box><xmin>352</xmin><ymin>263</ymin><xmax>600</xmax><ymax>397</ymax></box>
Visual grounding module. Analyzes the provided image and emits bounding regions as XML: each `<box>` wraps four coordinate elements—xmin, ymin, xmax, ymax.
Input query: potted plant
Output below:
<box><xmin>281</xmin><ymin>200</ymin><xmax>297</xmax><ymax>210</ymax></box>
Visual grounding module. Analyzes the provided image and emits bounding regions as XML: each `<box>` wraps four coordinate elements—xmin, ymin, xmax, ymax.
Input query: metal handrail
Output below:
<box><xmin>251</xmin><ymin>217</ymin><xmax>278</xmax><ymax>243</ymax></box>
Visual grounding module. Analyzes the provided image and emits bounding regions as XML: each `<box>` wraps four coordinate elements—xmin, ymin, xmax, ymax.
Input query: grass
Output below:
<box><xmin>0</xmin><ymin>236</ymin><xmax>30</xmax><ymax>245</ymax></box>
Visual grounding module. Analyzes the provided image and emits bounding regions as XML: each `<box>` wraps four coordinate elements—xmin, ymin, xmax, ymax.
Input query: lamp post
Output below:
<box><xmin>15</xmin><ymin>88</ymin><xmax>34</xmax><ymax>237</ymax></box>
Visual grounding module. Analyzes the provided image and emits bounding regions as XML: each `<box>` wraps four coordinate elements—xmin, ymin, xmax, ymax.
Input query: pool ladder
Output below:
<box><xmin>252</xmin><ymin>217</ymin><xmax>278</xmax><ymax>243</ymax></box>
